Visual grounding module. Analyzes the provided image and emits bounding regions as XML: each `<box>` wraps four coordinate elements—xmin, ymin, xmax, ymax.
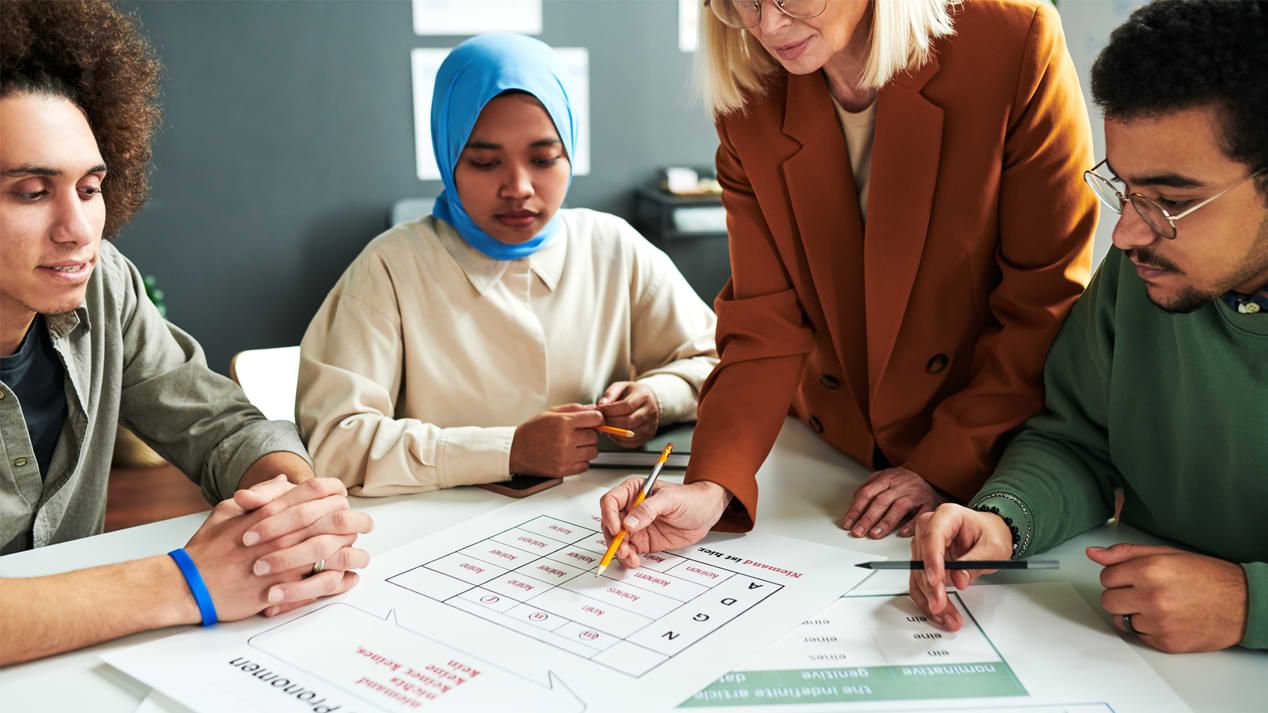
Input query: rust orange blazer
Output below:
<box><xmin>685</xmin><ymin>0</ymin><xmax>1097</xmax><ymax>531</ymax></box>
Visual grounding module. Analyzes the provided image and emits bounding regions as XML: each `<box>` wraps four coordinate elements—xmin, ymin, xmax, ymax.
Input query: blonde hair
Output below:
<box><xmin>699</xmin><ymin>0</ymin><xmax>958</xmax><ymax>116</ymax></box>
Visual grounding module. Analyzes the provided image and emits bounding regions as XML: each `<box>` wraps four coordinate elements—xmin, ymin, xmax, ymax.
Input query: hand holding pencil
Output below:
<box><xmin>596</xmin><ymin>380</ymin><xmax>660</xmax><ymax>447</ymax></box>
<box><xmin>907</xmin><ymin>504</ymin><xmax>1017</xmax><ymax>632</ymax></box>
<box><xmin>597</xmin><ymin>443</ymin><xmax>673</xmax><ymax>576</ymax></box>
<box><xmin>505</xmin><ymin>394</ymin><xmax>661</xmax><ymax>479</ymax></box>
<box><xmin>597</xmin><ymin>470</ymin><xmax>733</xmax><ymax>571</ymax></box>
<box><xmin>509</xmin><ymin>404</ymin><xmax>604</xmax><ymax>477</ymax></box>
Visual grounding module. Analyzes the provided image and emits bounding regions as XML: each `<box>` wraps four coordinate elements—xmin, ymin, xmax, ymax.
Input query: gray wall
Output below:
<box><xmin>117</xmin><ymin>0</ymin><xmax>719</xmax><ymax>373</ymax></box>
<box><xmin>116</xmin><ymin>0</ymin><xmax>1136</xmax><ymax>373</ymax></box>
<box><xmin>1060</xmin><ymin>0</ymin><xmax>1151</xmax><ymax>265</ymax></box>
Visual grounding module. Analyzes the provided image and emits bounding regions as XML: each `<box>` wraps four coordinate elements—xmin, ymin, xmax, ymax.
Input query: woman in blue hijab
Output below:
<box><xmin>430</xmin><ymin>32</ymin><xmax>577</xmax><ymax>260</ymax></box>
<box><xmin>296</xmin><ymin>34</ymin><xmax>719</xmax><ymax>496</ymax></box>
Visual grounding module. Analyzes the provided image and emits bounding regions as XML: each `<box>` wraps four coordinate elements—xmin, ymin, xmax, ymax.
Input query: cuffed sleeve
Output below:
<box><xmin>1240</xmin><ymin>562</ymin><xmax>1268</xmax><ymax>650</ymax></box>
<box><xmin>967</xmin><ymin>491</ymin><xmax>1036</xmax><ymax>558</ymax></box>
<box><xmin>437</xmin><ymin>426</ymin><xmax>516</xmax><ymax>488</ymax></box>
<box><xmin>638</xmin><ymin>373</ymin><xmax>699</xmax><ymax>428</ymax></box>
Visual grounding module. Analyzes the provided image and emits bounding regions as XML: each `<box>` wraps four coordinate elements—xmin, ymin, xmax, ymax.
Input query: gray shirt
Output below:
<box><xmin>0</xmin><ymin>241</ymin><xmax>309</xmax><ymax>554</ymax></box>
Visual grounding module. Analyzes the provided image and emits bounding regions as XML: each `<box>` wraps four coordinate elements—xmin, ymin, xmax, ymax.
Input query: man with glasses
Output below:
<box><xmin>907</xmin><ymin>0</ymin><xmax>1268</xmax><ymax>653</ymax></box>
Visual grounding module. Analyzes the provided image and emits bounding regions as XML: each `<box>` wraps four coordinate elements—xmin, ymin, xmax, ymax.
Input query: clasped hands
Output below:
<box><xmin>179</xmin><ymin>475</ymin><xmax>373</xmax><ymax>623</ymax></box>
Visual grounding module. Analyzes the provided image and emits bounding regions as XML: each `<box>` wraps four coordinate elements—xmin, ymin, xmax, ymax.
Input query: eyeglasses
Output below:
<box><xmin>705</xmin><ymin>0</ymin><xmax>828</xmax><ymax>29</ymax></box>
<box><xmin>1083</xmin><ymin>159</ymin><xmax>1264</xmax><ymax>240</ymax></box>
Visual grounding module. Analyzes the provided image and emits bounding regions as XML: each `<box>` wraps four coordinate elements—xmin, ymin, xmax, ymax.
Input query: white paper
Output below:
<box><xmin>412</xmin><ymin>0</ymin><xmax>541</xmax><ymax>36</ymax></box>
<box><xmin>679</xmin><ymin>0</ymin><xmax>700</xmax><ymax>52</ymax></box>
<box><xmin>412</xmin><ymin>47</ymin><xmax>590</xmax><ymax>182</ymax></box>
<box><xmin>105</xmin><ymin>480</ymin><xmax>875</xmax><ymax>713</ymax></box>
<box><xmin>684</xmin><ymin>583</ymin><xmax>1191</xmax><ymax>713</ymax></box>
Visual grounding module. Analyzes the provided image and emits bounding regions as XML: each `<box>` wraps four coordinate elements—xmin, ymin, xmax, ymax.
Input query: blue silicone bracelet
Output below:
<box><xmin>168</xmin><ymin>548</ymin><xmax>218</xmax><ymax>627</ymax></box>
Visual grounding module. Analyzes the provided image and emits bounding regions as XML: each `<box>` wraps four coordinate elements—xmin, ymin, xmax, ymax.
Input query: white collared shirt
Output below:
<box><xmin>297</xmin><ymin>209</ymin><xmax>719</xmax><ymax>495</ymax></box>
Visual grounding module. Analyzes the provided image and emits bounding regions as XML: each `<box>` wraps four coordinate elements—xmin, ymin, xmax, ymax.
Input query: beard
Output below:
<box><xmin>1145</xmin><ymin>283</ymin><xmax>1213</xmax><ymax>314</ymax></box>
<box><xmin>1128</xmin><ymin>247</ymin><xmax>1210</xmax><ymax>313</ymax></box>
<box><xmin>1133</xmin><ymin>212</ymin><xmax>1268</xmax><ymax>313</ymax></box>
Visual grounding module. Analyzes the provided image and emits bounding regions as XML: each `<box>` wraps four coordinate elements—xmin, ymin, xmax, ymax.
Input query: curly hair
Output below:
<box><xmin>0</xmin><ymin>0</ymin><xmax>161</xmax><ymax>238</ymax></box>
<box><xmin>1091</xmin><ymin>0</ymin><xmax>1268</xmax><ymax>191</ymax></box>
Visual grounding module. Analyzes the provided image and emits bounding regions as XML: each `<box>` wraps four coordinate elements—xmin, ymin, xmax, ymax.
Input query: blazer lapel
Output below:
<box><xmin>779</xmin><ymin>72</ymin><xmax>867</xmax><ymax>400</ymax></box>
<box><xmin>864</xmin><ymin>58</ymin><xmax>944</xmax><ymax>391</ymax></box>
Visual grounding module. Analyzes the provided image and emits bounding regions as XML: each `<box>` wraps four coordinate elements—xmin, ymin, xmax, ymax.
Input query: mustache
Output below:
<box><xmin>1128</xmin><ymin>248</ymin><xmax>1182</xmax><ymax>274</ymax></box>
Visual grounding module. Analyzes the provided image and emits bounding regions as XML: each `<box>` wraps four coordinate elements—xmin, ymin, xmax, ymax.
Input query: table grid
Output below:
<box><xmin>386</xmin><ymin>515</ymin><xmax>783</xmax><ymax>677</ymax></box>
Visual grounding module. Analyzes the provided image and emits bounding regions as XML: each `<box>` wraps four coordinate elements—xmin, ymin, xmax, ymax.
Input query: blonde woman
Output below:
<box><xmin>600</xmin><ymin>0</ymin><xmax>1097</xmax><ymax>563</ymax></box>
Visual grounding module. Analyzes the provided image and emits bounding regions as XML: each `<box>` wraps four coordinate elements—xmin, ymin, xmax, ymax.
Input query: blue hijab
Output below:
<box><xmin>431</xmin><ymin>33</ymin><xmax>578</xmax><ymax>260</ymax></box>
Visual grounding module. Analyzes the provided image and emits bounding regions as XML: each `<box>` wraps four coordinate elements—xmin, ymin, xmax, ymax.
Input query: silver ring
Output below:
<box><xmin>310</xmin><ymin>559</ymin><xmax>326</xmax><ymax>576</ymax></box>
<box><xmin>1122</xmin><ymin>613</ymin><xmax>1139</xmax><ymax>636</ymax></box>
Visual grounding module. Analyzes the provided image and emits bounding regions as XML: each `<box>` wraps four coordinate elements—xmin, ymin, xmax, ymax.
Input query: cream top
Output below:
<box><xmin>833</xmin><ymin>99</ymin><xmax>877</xmax><ymax>222</ymax></box>
<box><xmin>297</xmin><ymin>209</ymin><xmax>719</xmax><ymax>496</ymax></box>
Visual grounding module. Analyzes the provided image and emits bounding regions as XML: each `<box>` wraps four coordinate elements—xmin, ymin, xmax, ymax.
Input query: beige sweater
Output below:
<box><xmin>832</xmin><ymin>99</ymin><xmax>876</xmax><ymax>222</ymax></box>
<box><xmin>297</xmin><ymin>209</ymin><xmax>719</xmax><ymax>496</ymax></box>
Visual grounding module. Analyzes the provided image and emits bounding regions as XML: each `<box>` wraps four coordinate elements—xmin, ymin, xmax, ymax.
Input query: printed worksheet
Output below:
<box><xmin>105</xmin><ymin>479</ymin><xmax>873</xmax><ymax>713</ymax></box>
<box><xmin>688</xmin><ymin>592</ymin><xmax>1025</xmax><ymax>705</ymax></box>
<box><xmin>682</xmin><ymin>583</ymin><xmax>1191</xmax><ymax>713</ymax></box>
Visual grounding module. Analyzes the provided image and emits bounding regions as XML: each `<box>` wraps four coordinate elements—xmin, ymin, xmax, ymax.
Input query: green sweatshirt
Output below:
<box><xmin>971</xmin><ymin>248</ymin><xmax>1268</xmax><ymax>649</ymax></box>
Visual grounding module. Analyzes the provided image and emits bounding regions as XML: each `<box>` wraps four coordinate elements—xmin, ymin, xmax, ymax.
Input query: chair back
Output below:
<box><xmin>390</xmin><ymin>197</ymin><xmax>435</xmax><ymax>227</ymax></box>
<box><xmin>229</xmin><ymin>345</ymin><xmax>301</xmax><ymax>422</ymax></box>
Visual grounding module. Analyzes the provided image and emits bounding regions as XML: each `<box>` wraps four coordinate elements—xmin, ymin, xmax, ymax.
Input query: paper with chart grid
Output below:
<box><xmin>104</xmin><ymin>479</ymin><xmax>871</xmax><ymax>713</ymax></box>
<box><xmin>683</xmin><ymin>582</ymin><xmax>1191</xmax><ymax>713</ymax></box>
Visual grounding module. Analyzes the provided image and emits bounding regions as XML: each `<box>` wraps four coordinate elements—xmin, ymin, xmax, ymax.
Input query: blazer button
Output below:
<box><xmin>13</xmin><ymin>457</ymin><xmax>29</xmax><ymax>468</ymax></box>
<box><xmin>819</xmin><ymin>374</ymin><xmax>840</xmax><ymax>390</ymax></box>
<box><xmin>926</xmin><ymin>353</ymin><xmax>950</xmax><ymax>375</ymax></box>
<box><xmin>809</xmin><ymin>416</ymin><xmax>824</xmax><ymax>433</ymax></box>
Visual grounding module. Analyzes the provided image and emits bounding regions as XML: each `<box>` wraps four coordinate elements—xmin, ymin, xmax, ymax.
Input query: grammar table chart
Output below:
<box><xmin>386</xmin><ymin>514</ymin><xmax>783</xmax><ymax>676</ymax></box>
<box><xmin>689</xmin><ymin>592</ymin><xmax>1025</xmax><ymax>706</ymax></box>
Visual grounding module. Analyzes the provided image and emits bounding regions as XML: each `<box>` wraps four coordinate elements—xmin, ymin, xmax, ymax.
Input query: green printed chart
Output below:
<box><xmin>684</xmin><ymin>593</ymin><xmax>1026</xmax><ymax>707</ymax></box>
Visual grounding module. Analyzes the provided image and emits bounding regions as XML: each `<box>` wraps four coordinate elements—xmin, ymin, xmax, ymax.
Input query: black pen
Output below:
<box><xmin>855</xmin><ymin>560</ymin><xmax>1059</xmax><ymax>570</ymax></box>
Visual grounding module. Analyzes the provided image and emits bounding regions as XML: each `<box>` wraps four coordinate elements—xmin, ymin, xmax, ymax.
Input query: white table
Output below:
<box><xmin>0</xmin><ymin>419</ymin><xmax>1262</xmax><ymax>711</ymax></box>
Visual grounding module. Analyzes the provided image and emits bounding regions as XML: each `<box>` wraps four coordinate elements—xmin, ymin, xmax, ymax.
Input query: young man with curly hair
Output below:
<box><xmin>909</xmin><ymin>0</ymin><xmax>1268</xmax><ymax>654</ymax></box>
<box><xmin>0</xmin><ymin>0</ymin><xmax>372</xmax><ymax>664</ymax></box>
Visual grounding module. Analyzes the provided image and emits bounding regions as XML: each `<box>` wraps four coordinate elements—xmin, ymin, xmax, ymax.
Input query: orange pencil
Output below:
<box><xmin>597</xmin><ymin>425</ymin><xmax>636</xmax><ymax>438</ymax></box>
<box><xmin>596</xmin><ymin>443</ymin><xmax>673</xmax><ymax>577</ymax></box>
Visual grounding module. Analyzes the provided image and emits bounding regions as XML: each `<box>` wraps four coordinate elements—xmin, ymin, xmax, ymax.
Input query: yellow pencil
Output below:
<box><xmin>596</xmin><ymin>425</ymin><xmax>636</xmax><ymax>438</ymax></box>
<box><xmin>596</xmin><ymin>443</ymin><xmax>673</xmax><ymax>577</ymax></box>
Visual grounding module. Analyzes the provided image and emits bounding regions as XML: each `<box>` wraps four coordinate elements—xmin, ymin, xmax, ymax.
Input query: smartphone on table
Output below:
<box><xmin>477</xmin><ymin>474</ymin><xmax>562</xmax><ymax>498</ymax></box>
